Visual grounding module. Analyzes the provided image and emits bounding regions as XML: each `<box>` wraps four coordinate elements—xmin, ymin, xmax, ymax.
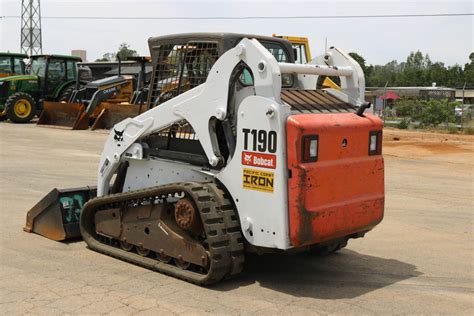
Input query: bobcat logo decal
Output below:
<box><xmin>114</xmin><ymin>129</ymin><xmax>124</xmax><ymax>142</ymax></box>
<box><xmin>243</xmin><ymin>153</ymin><xmax>252</xmax><ymax>163</ymax></box>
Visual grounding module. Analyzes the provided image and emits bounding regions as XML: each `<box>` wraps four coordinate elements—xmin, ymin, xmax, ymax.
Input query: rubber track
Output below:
<box><xmin>80</xmin><ymin>182</ymin><xmax>244</xmax><ymax>285</ymax></box>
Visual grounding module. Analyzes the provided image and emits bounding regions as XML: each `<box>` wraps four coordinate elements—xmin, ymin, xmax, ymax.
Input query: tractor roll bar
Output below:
<box><xmin>278</xmin><ymin>62</ymin><xmax>353</xmax><ymax>77</ymax></box>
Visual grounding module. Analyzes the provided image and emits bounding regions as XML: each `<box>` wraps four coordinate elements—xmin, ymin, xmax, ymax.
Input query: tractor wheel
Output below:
<box><xmin>5</xmin><ymin>92</ymin><xmax>37</xmax><ymax>123</ymax></box>
<box><xmin>0</xmin><ymin>108</ymin><xmax>7</xmax><ymax>121</ymax></box>
<box><xmin>59</xmin><ymin>86</ymin><xmax>76</xmax><ymax>102</ymax></box>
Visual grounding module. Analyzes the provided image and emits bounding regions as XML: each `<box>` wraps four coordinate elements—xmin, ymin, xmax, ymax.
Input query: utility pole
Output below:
<box><xmin>461</xmin><ymin>82</ymin><xmax>466</xmax><ymax>129</ymax></box>
<box><xmin>21</xmin><ymin>0</ymin><xmax>42</xmax><ymax>55</ymax></box>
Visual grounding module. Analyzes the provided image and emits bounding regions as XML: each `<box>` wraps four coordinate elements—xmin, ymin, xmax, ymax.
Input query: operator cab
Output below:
<box><xmin>0</xmin><ymin>53</ymin><xmax>27</xmax><ymax>78</ymax></box>
<box><xmin>144</xmin><ymin>33</ymin><xmax>297</xmax><ymax>166</ymax></box>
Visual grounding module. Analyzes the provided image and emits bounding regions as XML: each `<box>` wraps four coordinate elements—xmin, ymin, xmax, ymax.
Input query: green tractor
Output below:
<box><xmin>0</xmin><ymin>54</ymin><xmax>82</xmax><ymax>123</ymax></box>
<box><xmin>0</xmin><ymin>52</ymin><xmax>28</xmax><ymax>78</ymax></box>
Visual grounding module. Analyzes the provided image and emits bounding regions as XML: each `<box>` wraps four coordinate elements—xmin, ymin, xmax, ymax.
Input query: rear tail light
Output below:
<box><xmin>302</xmin><ymin>135</ymin><xmax>319</xmax><ymax>162</ymax></box>
<box><xmin>369</xmin><ymin>131</ymin><xmax>382</xmax><ymax>155</ymax></box>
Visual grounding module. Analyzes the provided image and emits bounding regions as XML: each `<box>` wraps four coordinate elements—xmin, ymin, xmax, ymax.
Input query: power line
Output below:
<box><xmin>1</xmin><ymin>13</ymin><xmax>473</xmax><ymax>20</ymax></box>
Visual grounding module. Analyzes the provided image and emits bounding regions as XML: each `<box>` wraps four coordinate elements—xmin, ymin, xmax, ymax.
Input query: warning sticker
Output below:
<box><xmin>242</xmin><ymin>168</ymin><xmax>274</xmax><ymax>193</ymax></box>
<box><xmin>241</xmin><ymin>151</ymin><xmax>276</xmax><ymax>169</ymax></box>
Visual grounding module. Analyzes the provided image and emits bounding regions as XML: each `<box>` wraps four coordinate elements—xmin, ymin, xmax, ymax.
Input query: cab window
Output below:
<box><xmin>47</xmin><ymin>59</ymin><xmax>66</xmax><ymax>81</ymax></box>
<box><xmin>239</xmin><ymin>41</ymin><xmax>294</xmax><ymax>87</ymax></box>
<box><xmin>45</xmin><ymin>59</ymin><xmax>67</xmax><ymax>95</ymax></box>
<box><xmin>13</xmin><ymin>58</ymin><xmax>24</xmax><ymax>74</ymax></box>
<box><xmin>0</xmin><ymin>57</ymin><xmax>12</xmax><ymax>74</ymax></box>
<box><xmin>31</xmin><ymin>57</ymin><xmax>47</xmax><ymax>77</ymax></box>
<box><xmin>293</xmin><ymin>44</ymin><xmax>308</xmax><ymax>64</ymax></box>
<box><xmin>66</xmin><ymin>61</ymin><xmax>77</xmax><ymax>80</ymax></box>
<box><xmin>264</xmin><ymin>42</ymin><xmax>290</xmax><ymax>63</ymax></box>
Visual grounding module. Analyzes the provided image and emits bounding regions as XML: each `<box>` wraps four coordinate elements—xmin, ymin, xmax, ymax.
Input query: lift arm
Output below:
<box><xmin>96</xmin><ymin>39</ymin><xmax>364</xmax><ymax>196</ymax></box>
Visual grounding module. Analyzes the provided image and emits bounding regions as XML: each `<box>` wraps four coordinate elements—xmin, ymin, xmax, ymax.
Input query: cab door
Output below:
<box><xmin>44</xmin><ymin>58</ymin><xmax>67</xmax><ymax>98</ymax></box>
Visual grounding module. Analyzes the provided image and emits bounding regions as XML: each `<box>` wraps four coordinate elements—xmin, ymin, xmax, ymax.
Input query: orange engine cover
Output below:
<box><xmin>286</xmin><ymin>113</ymin><xmax>384</xmax><ymax>247</ymax></box>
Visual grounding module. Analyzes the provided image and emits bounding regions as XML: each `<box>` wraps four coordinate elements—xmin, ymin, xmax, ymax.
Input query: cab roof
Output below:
<box><xmin>30</xmin><ymin>54</ymin><xmax>82</xmax><ymax>61</ymax></box>
<box><xmin>148</xmin><ymin>32</ymin><xmax>294</xmax><ymax>60</ymax></box>
<box><xmin>0</xmin><ymin>52</ymin><xmax>28</xmax><ymax>58</ymax></box>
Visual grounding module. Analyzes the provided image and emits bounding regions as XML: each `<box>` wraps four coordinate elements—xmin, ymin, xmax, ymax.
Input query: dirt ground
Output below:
<box><xmin>0</xmin><ymin>123</ymin><xmax>473</xmax><ymax>315</ymax></box>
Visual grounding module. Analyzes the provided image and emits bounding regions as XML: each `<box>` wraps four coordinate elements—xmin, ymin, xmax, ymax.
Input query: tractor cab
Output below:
<box><xmin>0</xmin><ymin>54</ymin><xmax>81</xmax><ymax>123</ymax></box>
<box><xmin>0</xmin><ymin>52</ymin><xmax>28</xmax><ymax>78</ymax></box>
<box><xmin>28</xmin><ymin>54</ymin><xmax>82</xmax><ymax>99</ymax></box>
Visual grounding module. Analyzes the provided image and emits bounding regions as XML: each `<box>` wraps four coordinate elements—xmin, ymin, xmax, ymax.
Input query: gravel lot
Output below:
<box><xmin>0</xmin><ymin>123</ymin><xmax>473</xmax><ymax>315</ymax></box>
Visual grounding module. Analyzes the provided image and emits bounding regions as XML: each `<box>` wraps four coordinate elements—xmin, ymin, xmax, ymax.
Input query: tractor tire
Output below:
<box><xmin>0</xmin><ymin>108</ymin><xmax>7</xmax><ymax>121</ymax></box>
<box><xmin>5</xmin><ymin>92</ymin><xmax>37</xmax><ymax>123</ymax></box>
<box><xmin>59</xmin><ymin>86</ymin><xmax>76</xmax><ymax>102</ymax></box>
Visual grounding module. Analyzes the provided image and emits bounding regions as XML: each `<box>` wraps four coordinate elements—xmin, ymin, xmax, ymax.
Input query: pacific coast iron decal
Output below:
<box><xmin>242</xmin><ymin>168</ymin><xmax>274</xmax><ymax>193</ymax></box>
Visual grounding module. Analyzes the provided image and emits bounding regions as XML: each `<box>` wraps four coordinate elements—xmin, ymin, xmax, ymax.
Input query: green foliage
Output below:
<box><xmin>95</xmin><ymin>52</ymin><xmax>114</xmax><ymax>62</ymax></box>
<box><xmin>116</xmin><ymin>43</ymin><xmax>138</xmax><ymax>61</ymax></box>
<box><xmin>398</xmin><ymin>118</ymin><xmax>409</xmax><ymax>129</ymax></box>
<box><xmin>463</xmin><ymin>127</ymin><xmax>474</xmax><ymax>135</ymax></box>
<box><xmin>95</xmin><ymin>43</ymin><xmax>138</xmax><ymax>62</ymax></box>
<box><xmin>447</xmin><ymin>125</ymin><xmax>458</xmax><ymax>134</ymax></box>
<box><xmin>419</xmin><ymin>101</ymin><xmax>450</xmax><ymax>127</ymax></box>
<box><xmin>349</xmin><ymin>52</ymin><xmax>372</xmax><ymax>77</ymax></box>
<box><xmin>350</xmin><ymin>50</ymin><xmax>473</xmax><ymax>87</ymax></box>
<box><xmin>393</xmin><ymin>98</ymin><xmax>458</xmax><ymax>127</ymax></box>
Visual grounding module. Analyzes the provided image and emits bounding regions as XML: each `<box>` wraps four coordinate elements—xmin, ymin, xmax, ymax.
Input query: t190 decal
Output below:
<box><xmin>242</xmin><ymin>128</ymin><xmax>277</xmax><ymax>153</ymax></box>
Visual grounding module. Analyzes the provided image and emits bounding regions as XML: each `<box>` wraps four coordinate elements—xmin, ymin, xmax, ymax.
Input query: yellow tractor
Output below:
<box><xmin>37</xmin><ymin>57</ymin><xmax>150</xmax><ymax>130</ymax></box>
<box><xmin>273</xmin><ymin>35</ymin><xmax>340</xmax><ymax>90</ymax></box>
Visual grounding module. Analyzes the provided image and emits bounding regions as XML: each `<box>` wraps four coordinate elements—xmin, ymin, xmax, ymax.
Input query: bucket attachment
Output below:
<box><xmin>37</xmin><ymin>102</ymin><xmax>90</xmax><ymax>130</ymax></box>
<box><xmin>24</xmin><ymin>186</ymin><xmax>96</xmax><ymax>241</ymax></box>
<box><xmin>90</xmin><ymin>102</ymin><xmax>140</xmax><ymax>130</ymax></box>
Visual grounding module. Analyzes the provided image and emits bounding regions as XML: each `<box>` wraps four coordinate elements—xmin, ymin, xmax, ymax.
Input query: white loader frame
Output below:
<box><xmin>96</xmin><ymin>38</ymin><xmax>365</xmax><ymax>249</ymax></box>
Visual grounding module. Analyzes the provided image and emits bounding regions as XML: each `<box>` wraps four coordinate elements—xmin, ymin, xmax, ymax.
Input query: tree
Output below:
<box><xmin>426</xmin><ymin>62</ymin><xmax>447</xmax><ymax>86</ymax></box>
<box><xmin>95</xmin><ymin>52</ymin><xmax>114</xmax><ymax>62</ymax></box>
<box><xmin>349</xmin><ymin>52</ymin><xmax>372</xmax><ymax>82</ymax></box>
<box><xmin>95</xmin><ymin>43</ymin><xmax>138</xmax><ymax>62</ymax></box>
<box><xmin>398</xmin><ymin>51</ymin><xmax>431</xmax><ymax>86</ymax></box>
<box><xmin>463</xmin><ymin>52</ymin><xmax>474</xmax><ymax>86</ymax></box>
<box><xmin>116</xmin><ymin>43</ymin><xmax>138</xmax><ymax>61</ymax></box>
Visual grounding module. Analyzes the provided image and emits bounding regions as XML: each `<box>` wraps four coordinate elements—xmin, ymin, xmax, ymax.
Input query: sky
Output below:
<box><xmin>0</xmin><ymin>0</ymin><xmax>472</xmax><ymax>66</ymax></box>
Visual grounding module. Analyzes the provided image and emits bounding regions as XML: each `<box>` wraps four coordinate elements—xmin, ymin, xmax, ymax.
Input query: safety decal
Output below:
<box><xmin>242</xmin><ymin>168</ymin><xmax>274</xmax><ymax>193</ymax></box>
<box><xmin>241</xmin><ymin>151</ymin><xmax>276</xmax><ymax>169</ymax></box>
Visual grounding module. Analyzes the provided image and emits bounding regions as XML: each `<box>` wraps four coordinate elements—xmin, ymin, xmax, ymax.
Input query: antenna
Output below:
<box><xmin>21</xmin><ymin>0</ymin><xmax>43</xmax><ymax>55</ymax></box>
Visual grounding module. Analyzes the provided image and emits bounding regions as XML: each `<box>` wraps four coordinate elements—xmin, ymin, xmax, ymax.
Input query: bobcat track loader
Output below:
<box><xmin>25</xmin><ymin>33</ymin><xmax>384</xmax><ymax>285</ymax></box>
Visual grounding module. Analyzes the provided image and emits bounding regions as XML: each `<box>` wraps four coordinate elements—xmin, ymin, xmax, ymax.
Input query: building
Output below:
<box><xmin>366</xmin><ymin>85</ymin><xmax>456</xmax><ymax>102</ymax></box>
<box><xmin>455</xmin><ymin>89</ymin><xmax>474</xmax><ymax>104</ymax></box>
<box><xmin>71</xmin><ymin>50</ymin><xmax>87</xmax><ymax>62</ymax></box>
